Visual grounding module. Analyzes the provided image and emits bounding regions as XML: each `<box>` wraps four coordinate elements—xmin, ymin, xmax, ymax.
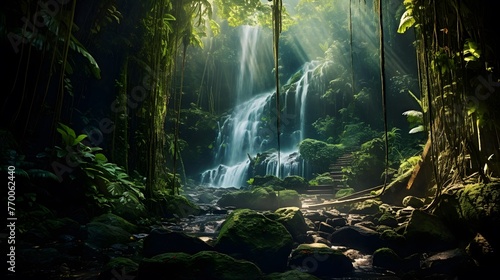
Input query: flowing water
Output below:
<box><xmin>200</xmin><ymin>26</ymin><xmax>325</xmax><ymax>188</ymax></box>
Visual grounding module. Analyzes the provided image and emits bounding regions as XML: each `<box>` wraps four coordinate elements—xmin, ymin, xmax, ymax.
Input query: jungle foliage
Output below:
<box><xmin>1</xmin><ymin>0</ymin><xmax>499</xmax><ymax>222</ymax></box>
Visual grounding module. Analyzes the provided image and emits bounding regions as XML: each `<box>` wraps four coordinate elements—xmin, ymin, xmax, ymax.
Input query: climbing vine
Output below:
<box><xmin>399</xmin><ymin>0</ymin><xmax>500</xmax><ymax>208</ymax></box>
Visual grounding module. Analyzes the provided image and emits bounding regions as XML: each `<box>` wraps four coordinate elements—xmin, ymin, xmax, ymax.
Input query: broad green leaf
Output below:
<box><xmin>95</xmin><ymin>153</ymin><xmax>108</xmax><ymax>163</ymax></box>
<box><xmin>69</xmin><ymin>36</ymin><xmax>101</xmax><ymax>79</ymax></box>
<box><xmin>397</xmin><ymin>9</ymin><xmax>415</xmax><ymax>34</ymax></box>
<box><xmin>409</xmin><ymin>125</ymin><xmax>424</xmax><ymax>134</ymax></box>
<box><xmin>59</xmin><ymin>123</ymin><xmax>76</xmax><ymax>139</ymax></box>
<box><xmin>56</xmin><ymin>128</ymin><xmax>69</xmax><ymax>145</ymax></box>
<box><xmin>74</xmin><ymin>134</ymin><xmax>88</xmax><ymax>145</ymax></box>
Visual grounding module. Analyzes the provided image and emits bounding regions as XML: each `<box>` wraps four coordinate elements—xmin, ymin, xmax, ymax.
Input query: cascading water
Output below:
<box><xmin>200</xmin><ymin>25</ymin><xmax>322</xmax><ymax>188</ymax></box>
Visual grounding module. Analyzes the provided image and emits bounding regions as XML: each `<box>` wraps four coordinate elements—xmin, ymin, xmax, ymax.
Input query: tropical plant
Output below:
<box><xmin>50</xmin><ymin>123</ymin><xmax>146</xmax><ymax>213</ymax></box>
<box><xmin>397</xmin><ymin>0</ymin><xmax>500</xmax><ymax>208</ymax></box>
<box><xmin>343</xmin><ymin>128</ymin><xmax>401</xmax><ymax>189</ymax></box>
<box><xmin>402</xmin><ymin>93</ymin><xmax>424</xmax><ymax>135</ymax></box>
<box><xmin>298</xmin><ymin>138</ymin><xmax>345</xmax><ymax>173</ymax></box>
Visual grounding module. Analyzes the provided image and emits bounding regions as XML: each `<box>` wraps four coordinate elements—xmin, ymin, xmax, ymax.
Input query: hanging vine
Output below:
<box><xmin>399</xmin><ymin>0</ymin><xmax>500</xmax><ymax>209</ymax></box>
<box><xmin>272</xmin><ymin>0</ymin><xmax>283</xmax><ymax>177</ymax></box>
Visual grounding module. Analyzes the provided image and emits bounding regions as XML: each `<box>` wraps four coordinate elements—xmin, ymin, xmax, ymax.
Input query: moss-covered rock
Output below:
<box><xmin>433</xmin><ymin>182</ymin><xmax>500</xmax><ymax>252</ymax></box>
<box><xmin>217</xmin><ymin>187</ymin><xmax>277</xmax><ymax>210</ymax></box>
<box><xmin>277</xmin><ymin>190</ymin><xmax>302</xmax><ymax>208</ymax></box>
<box><xmin>372</xmin><ymin>247</ymin><xmax>402</xmax><ymax>272</ymax></box>
<box><xmin>99</xmin><ymin>257</ymin><xmax>139</xmax><ymax>280</ymax></box>
<box><xmin>44</xmin><ymin>217</ymin><xmax>80</xmax><ymax>236</ymax></box>
<box><xmin>335</xmin><ymin>187</ymin><xmax>355</xmax><ymax>198</ymax></box>
<box><xmin>151</xmin><ymin>194</ymin><xmax>201</xmax><ymax>219</ymax></box>
<box><xmin>380</xmin><ymin>229</ymin><xmax>406</xmax><ymax>253</ymax></box>
<box><xmin>137</xmin><ymin>251</ymin><xmax>262</xmax><ymax>280</ymax></box>
<box><xmin>402</xmin><ymin>195</ymin><xmax>425</xmax><ymax>208</ymax></box>
<box><xmin>404</xmin><ymin>209</ymin><xmax>457</xmax><ymax>252</ymax></box>
<box><xmin>298</xmin><ymin>139</ymin><xmax>344</xmax><ymax>173</ymax></box>
<box><xmin>308</xmin><ymin>173</ymin><xmax>335</xmax><ymax>186</ymax></box>
<box><xmin>85</xmin><ymin>221</ymin><xmax>132</xmax><ymax>248</ymax></box>
<box><xmin>217</xmin><ymin>187</ymin><xmax>301</xmax><ymax>211</ymax></box>
<box><xmin>273</xmin><ymin>207</ymin><xmax>309</xmax><ymax>242</ymax></box>
<box><xmin>458</xmin><ymin>182</ymin><xmax>500</xmax><ymax>249</ymax></box>
<box><xmin>263</xmin><ymin>269</ymin><xmax>321</xmax><ymax>279</ymax></box>
<box><xmin>288</xmin><ymin>243</ymin><xmax>353</xmax><ymax>277</ymax></box>
<box><xmin>377</xmin><ymin>212</ymin><xmax>398</xmax><ymax>227</ymax></box>
<box><xmin>142</xmin><ymin>228</ymin><xmax>213</xmax><ymax>258</ymax></box>
<box><xmin>92</xmin><ymin>213</ymin><xmax>138</xmax><ymax>233</ymax></box>
<box><xmin>214</xmin><ymin>209</ymin><xmax>294</xmax><ymax>273</ymax></box>
<box><xmin>349</xmin><ymin>199</ymin><xmax>382</xmax><ymax>215</ymax></box>
<box><xmin>251</xmin><ymin>175</ymin><xmax>284</xmax><ymax>188</ymax></box>
<box><xmin>283</xmin><ymin>175</ymin><xmax>309</xmax><ymax>190</ymax></box>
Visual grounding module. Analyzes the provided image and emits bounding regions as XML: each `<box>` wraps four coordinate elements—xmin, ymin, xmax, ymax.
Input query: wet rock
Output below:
<box><xmin>263</xmin><ymin>269</ymin><xmax>321</xmax><ymax>279</ymax></box>
<box><xmin>318</xmin><ymin>222</ymin><xmax>335</xmax><ymax>234</ymax></box>
<box><xmin>377</xmin><ymin>212</ymin><xmax>399</xmax><ymax>227</ymax></box>
<box><xmin>329</xmin><ymin>225</ymin><xmax>384</xmax><ymax>253</ymax></box>
<box><xmin>349</xmin><ymin>199</ymin><xmax>383</xmax><ymax>215</ymax></box>
<box><xmin>466</xmin><ymin>233</ymin><xmax>497</xmax><ymax>267</ymax></box>
<box><xmin>458</xmin><ymin>182</ymin><xmax>500</xmax><ymax>250</ymax></box>
<box><xmin>288</xmin><ymin>243</ymin><xmax>354</xmax><ymax>277</ymax></box>
<box><xmin>214</xmin><ymin>208</ymin><xmax>293</xmax><ymax>273</ymax></box>
<box><xmin>272</xmin><ymin>207</ymin><xmax>310</xmax><ymax>243</ymax></box>
<box><xmin>142</xmin><ymin>228</ymin><xmax>213</xmax><ymax>258</ymax></box>
<box><xmin>326</xmin><ymin>217</ymin><xmax>347</xmax><ymax>228</ymax></box>
<box><xmin>379</xmin><ymin>229</ymin><xmax>407</xmax><ymax>255</ymax></box>
<box><xmin>420</xmin><ymin>248</ymin><xmax>478</xmax><ymax>278</ymax></box>
<box><xmin>372</xmin><ymin>247</ymin><xmax>402</xmax><ymax>273</ymax></box>
<box><xmin>137</xmin><ymin>251</ymin><xmax>262</xmax><ymax>280</ymax></box>
<box><xmin>91</xmin><ymin>213</ymin><xmax>138</xmax><ymax>233</ymax></box>
<box><xmin>217</xmin><ymin>187</ymin><xmax>302</xmax><ymax>211</ymax></box>
<box><xmin>98</xmin><ymin>257</ymin><xmax>139</xmax><ymax>280</ymax></box>
<box><xmin>402</xmin><ymin>195</ymin><xmax>425</xmax><ymax>208</ymax></box>
<box><xmin>403</xmin><ymin>209</ymin><xmax>457</xmax><ymax>252</ymax></box>
<box><xmin>84</xmin><ymin>221</ymin><xmax>132</xmax><ymax>248</ymax></box>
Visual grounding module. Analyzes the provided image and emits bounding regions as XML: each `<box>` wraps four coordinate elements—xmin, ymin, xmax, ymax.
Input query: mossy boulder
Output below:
<box><xmin>264</xmin><ymin>269</ymin><xmax>321</xmax><ymax>279</ymax></box>
<box><xmin>85</xmin><ymin>221</ymin><xmax>132</xmax><ymax>248</ymax></box>
<box><xmin>273</xmin><ymin>207</ymin><xmax>309</xmax><ymax>242</ymax></box>
<box><xmin>112</xmin><ymin>201</ymin><xmax>148</xmax><ymax>223</ymax></box>
<box><xmin>214</xmin><ymin>209</ymin><xmax>294</xmax><ymax>272</ymax></box>
<box><xmin>217</xmin><ymin>187</ymin><xmax>301</xmax><ymax>211</ymax></box>
<box><xmin>372</xmin><ymin>247</ymin><xmax>402</xmax><ymax>272</ymax></box>
<box><xmin>99</xmin><ymin>257</ymin><xmax>139</xmax><ymax>280</ymax></box>
<box><xmin>283</xmin><ymin>175</ymin><xmax>309</xmax><ymax>190</ymax></box>
<box><xmin>433</xmin><ymin>182</ymin><xmax>500</xmax><ymax>251</ymax></box>
<box><xmin>137</xmin><ymin>251</ymin><xmax>262</xmax><ymax>280</ymax></box>
<box><xmin>277</xmin><ymin>190</ymin><xmax>302</xmax><ymax>208</ymax></box>
<box><xmin>288</xmin><ymin>243</ymin><xmax>353</xmax><ymax>277</ymax></box>
<box><xmin>142</xmin><ymin>228</ymin><xmax>214</xmax><ymax>258</ymax></box>
<box><xmin>309</xmin><ymin>173</ymin><xmax>335</xmax><ymax>186</ymax></box>
<box><xmin>298</xmin><ymin>139</ymin><xmax>344</xmax><ymax>173</ymax></box>
<box><xmin>380</xmin><ymin>229</ymin><xmax>407</xmax><ymax>254</ymax></box>
<box><xmin>92</xmin><ymin>213</ymin><xmax>138</xmax><ymax>233</ymax></box>
<box><xmin>349</xmin><ymin>199</ymin><xmax>382</xmax><ymax>215</ymax></box>
<box><xmin>251</xmin><ymin>175</ymin><xmax>284</xmax><ymax>188</ymax></box>
<box><xmin>404</xmin><ymin>209</ymin><xmax>457</xmax><ymax>252</ymax></box>
<box><xmin>458</xmin><ymin>182</ymin><xmax>500</xmax><ymax>249</ymax></box>
<box><xmin>377</xmin><ymin>212</ymin><xmax>398</xmax><ymax>227</ymax></box>
<box><xmin>217</xmin><ymin>187</ymin><xmax>277</xmax><ymax>210</ymax></box>
<box><xmin>43</xmin><ymin>217</ymin><xmax>80</xmax><ymax>237</ymax></box>
<box><xmin>152</xmin><ymin>194</ymin><xmax>201</xmax><ymax>219</ymax></box>
<box><xmin>402</xmin><ymin>195</ymin><xmax>425</xmax><ymax>208</ymax></box>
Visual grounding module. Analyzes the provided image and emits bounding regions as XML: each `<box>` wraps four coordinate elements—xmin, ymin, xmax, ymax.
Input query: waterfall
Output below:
<box><xmin>236</xmin><ymin>25</ymin><xmax>261</xmax><ymax>103</ymax></box>
<box><xmin>200</xmin><ymin>26</ymin><xmax>322</xmax><ymax>188</ymax></box>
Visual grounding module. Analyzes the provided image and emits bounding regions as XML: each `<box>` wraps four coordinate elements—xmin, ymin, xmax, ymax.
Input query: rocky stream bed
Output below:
<box><xmin>13</xmin><ymin>180</ymin><xmax>500</xmax><ymax>280</ymax></box>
